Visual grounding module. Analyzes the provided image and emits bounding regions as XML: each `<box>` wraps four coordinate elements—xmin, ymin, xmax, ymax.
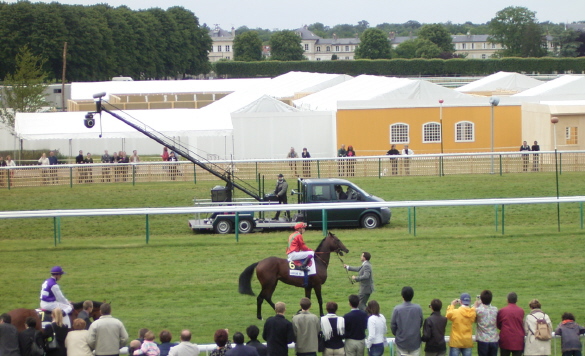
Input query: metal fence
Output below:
<box><xmin>1</xmin><ymin>151</ymin><xmax>583</xmax><ymax>189</ymax></box>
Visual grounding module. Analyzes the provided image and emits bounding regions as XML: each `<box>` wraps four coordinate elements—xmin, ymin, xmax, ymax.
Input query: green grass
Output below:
<box><xmin>0</xmin><ymin>172</ymin><xmax>584</xmax><ymax>351</ymax></box>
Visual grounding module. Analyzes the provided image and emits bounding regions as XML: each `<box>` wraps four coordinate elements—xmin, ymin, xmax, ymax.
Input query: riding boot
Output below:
<box><xmin>302</xmin><ymin>271</ymin><xmax>309</xmax><ymax>287</ymax></box>
<box><xmin>300</xmin><ymin>256</ymin><xmax>311</xmax><ymax>271</ymax></box>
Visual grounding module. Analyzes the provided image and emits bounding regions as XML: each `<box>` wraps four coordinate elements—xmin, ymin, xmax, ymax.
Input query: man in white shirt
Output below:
<box><xmin>169</xmin><ymin>330</ymin><xmax>200</xmax><ymax>356</ymax></box>
<box><xmin>401</xmin><ymin>145</ymin><xmax>414</xmax><ymax>175</ymax></box>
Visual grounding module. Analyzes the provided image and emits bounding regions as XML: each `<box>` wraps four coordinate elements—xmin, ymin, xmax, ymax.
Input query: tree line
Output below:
<box><xmin>0</xmin><ymin>1</ymin><xmax>211</xmax><ymax>82</ymax></box>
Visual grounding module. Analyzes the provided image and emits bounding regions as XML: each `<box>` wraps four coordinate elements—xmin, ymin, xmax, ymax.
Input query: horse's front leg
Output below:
<box><xmin>313</xmin><ymin>284</ymin><xmax>324</xmax><ymax>316</ymax></box>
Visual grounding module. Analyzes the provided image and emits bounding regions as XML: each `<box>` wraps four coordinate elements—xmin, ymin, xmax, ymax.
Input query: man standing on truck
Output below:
<box><xmin>287</xmin><ymin>222</ymin><xmax>314</xmax><ymax>287</ymax></box>
<box><xmin>273</xmin><ymin>174</ymin><xmax>290</xmax><ymax>221</ymax></box>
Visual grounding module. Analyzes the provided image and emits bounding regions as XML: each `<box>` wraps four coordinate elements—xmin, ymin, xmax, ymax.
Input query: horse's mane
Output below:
<box><xmin>315</xmin><ymin>233</ymin><xmax>332</xmax><ymax>251</ymax></box>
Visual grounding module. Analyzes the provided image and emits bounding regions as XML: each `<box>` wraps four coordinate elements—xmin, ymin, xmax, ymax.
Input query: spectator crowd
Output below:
<box><xmin>1</xmin><ymin>290</ymin><xmax>584</xmax><ymax>356</ymax></box>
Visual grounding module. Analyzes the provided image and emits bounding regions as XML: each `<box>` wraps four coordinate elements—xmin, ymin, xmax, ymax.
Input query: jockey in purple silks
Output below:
<box><xmin>40</xmin><ymin>266</ymin><xmax>73</xmax><ymax>328</ymax></box>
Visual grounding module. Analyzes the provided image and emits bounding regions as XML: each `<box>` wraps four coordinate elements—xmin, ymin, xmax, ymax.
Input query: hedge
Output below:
<box><xmin>214</xmin><ymin>58</ymin><xmax>585</xmax><ymax>78</ymax></box>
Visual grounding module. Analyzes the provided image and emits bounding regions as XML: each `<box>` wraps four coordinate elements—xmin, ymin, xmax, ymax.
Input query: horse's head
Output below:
<box><xmin>326</xmin><ymin>231</ymin><xmax>349</xmax><ymax>256</ymax></box>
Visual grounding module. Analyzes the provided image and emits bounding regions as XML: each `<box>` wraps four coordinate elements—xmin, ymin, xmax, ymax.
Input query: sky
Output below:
<box><xmin>4</xmin><ymin>0</ymin><xmax>585</xmax><ymax>30</ymax></box>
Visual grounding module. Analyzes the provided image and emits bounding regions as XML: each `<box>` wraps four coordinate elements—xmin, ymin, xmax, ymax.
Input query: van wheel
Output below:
<box><xmin>214</xmin><ymin>219</ymin><xmax>232</xmax><ymax>234</ymax></box>
<box><xmin>361</xmin><ymin>213</ymin><xmax>380</xmax><ymax>229</ymax></box>
<box><xmin>238</xmin><ymin>219</ymin><xmax>254</xmax><ymax>234</ymax></box>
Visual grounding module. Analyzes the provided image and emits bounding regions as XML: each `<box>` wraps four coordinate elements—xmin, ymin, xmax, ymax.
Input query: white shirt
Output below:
<box><xmin>366</xmin><ymin>314</ymin><xmax>387</xmax><ymax>348</ymax></box>
<box><xmin>402</xmin><ymin>149</ymin><xmax>414</xmax><ymax>155</ymax></box>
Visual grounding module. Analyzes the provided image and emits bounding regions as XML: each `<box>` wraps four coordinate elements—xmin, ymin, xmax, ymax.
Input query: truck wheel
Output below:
<box><xmin>214</xmin><ymin>219</ymin><xmax>232</xmax><ymax>234</ymax></box>
<box><xmin>361</xmin><ymin>213</ymin><xmax>380</xmax><ymax>229</ymax></box>
<box><xmin>238</xmin><ymin>219</ymin><xmax>254</xmax><ymax>234</ymax></box>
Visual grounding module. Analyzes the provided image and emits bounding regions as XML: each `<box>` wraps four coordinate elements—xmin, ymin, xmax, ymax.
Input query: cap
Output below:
<box><xmin>295</xmin><ymin>222</ymin><xmax>307</xmax><ymax>230</ymax></box>
<box><xmin>460</xmin><ymin>293</ymin><xmax>471</xmax><ymax>305</ymax></box>
<box><xmin>277</xmin><ymin>174</ymin><xmax>284</xmax><ymax>178</ymax></box>
<box><xmin>50</xmin><ymin>266</ymin><xmax>65</xmax><ymax>275</ymax></box>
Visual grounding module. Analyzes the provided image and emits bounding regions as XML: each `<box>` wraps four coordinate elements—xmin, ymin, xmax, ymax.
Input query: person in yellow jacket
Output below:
<box><xmin>446</xmin><ymin>293</ymin><xmax>477</xmax><ymax>356</ymax></box>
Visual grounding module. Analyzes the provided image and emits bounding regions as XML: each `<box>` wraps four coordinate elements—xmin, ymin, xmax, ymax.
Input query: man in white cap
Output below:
<box><xmin>40</xmin><ymin>266</ymin><xmax>73</xmax><ymax>328</ymax></box>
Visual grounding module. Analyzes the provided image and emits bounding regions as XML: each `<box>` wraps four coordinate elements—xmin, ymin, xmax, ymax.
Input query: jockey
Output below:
<box><xmin>40</xmin><ymin>266</ymin><xmax>73</xmax><ymax>328</ymax></box>
<box><xmin>286</xmin><ymin>222</ymin><xmax>314</xmax><ymax>270</ymax></box>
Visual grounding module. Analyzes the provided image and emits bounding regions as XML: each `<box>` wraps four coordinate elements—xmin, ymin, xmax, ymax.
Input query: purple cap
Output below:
<box><xmin>50</xmin><ymin>266</ymin><xmax>65</xmax><ymax>275</ymax></box>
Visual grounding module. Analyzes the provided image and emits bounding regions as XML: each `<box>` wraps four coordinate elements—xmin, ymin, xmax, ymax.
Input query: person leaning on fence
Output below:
<box><xmin>320</xmin><ymin>302</ymin><xmax>345</xmax><ymax>356</ymax></box>
<box><xmin>523</xmin><ymin>299</ymin><xmax>552</xmax><ymax>356</ymax></box>
<box><xmin>49</xmin><ymin>151</ymin><xmax>59</xmax><ymax>183</ymax></box>
<box><xmin>76</xmin><ymin>150</ymin><xmax>85</xmax><ymax>183</ymax></box>
<box><xmin>401</xmin><ymin>145</ymin><xmax>414</xmax><ymax>175</ymax></box>
<box><xmin>555</xmin><ymin>312</ymin><xmax>585</xmax><ymax>356</ymax></box>
<box><xmin>101</xmin><ymin>150</ymin><xmax>112</xmax><ymax>183</ymax></box>
<box><xmin>84</xmin><ymin>153</ymin><xmax>94</xmax><ymax>183</ymax></box>
<box><xmin>531</xmin><ymin>141</ymin><xmax>540</xmax><ymax>172</ymax></box>
<box><xmin>287</xmin><ymin>147</ymin><xmax>298</xmax><ymax>177</ymax></box>
<box><xmin>386</xmin><ymin>145</ymin><xmax>400</xmax><ymax>175</ymax></box>
<box><xmin>302</xmin><ymin>148</ymin><xmax>311</xmax><ymax>177</ymax></box>
<box><xmin>346</xmin><ymin>146</ymin><xmax>356</xmax><ymax>177</ymax></box>
<box><xmin>38</xmin><ymin>153</ymin><xmax>50</xmax><ymax>184</ymax></box>
<box><xmin>520</xmin><ymin>141</ymin><xmax>531</xmax><ymax>172</ymax></box>
<box><xmin>337</xmin><ymin>144</ymin><xmax>347</xmax><ymax>177</ymax></box>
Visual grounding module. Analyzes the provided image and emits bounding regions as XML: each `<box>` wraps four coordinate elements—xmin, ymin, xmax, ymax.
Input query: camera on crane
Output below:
<box><xmin>84</xmin><ymin>113</ymin><xmax>95</xmax><ymax>128</ymax></box>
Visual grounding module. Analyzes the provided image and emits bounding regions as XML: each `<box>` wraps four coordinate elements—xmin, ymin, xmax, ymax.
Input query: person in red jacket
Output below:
<box><xmin>286</xmin><ymin>222</ymin><xmax>313</xmax><ymax>270</ymax></box>
<box><xmin>497</xmin><ymin>292</ymin><xmax>525</xmax><ymax>356</ymax></box>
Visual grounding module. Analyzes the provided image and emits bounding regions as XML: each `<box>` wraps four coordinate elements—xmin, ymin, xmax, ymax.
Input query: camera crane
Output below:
<box><xmin>86</xmin><ymin>92</ymin><xmax>262</xmax><ymax>202</ymax></box>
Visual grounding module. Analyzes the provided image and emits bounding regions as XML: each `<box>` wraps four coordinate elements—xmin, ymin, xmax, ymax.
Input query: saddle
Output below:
<box><xmin>288</xmin><ymin>259</ymin><xmax>313</xmax><ymax>270</ymax></box>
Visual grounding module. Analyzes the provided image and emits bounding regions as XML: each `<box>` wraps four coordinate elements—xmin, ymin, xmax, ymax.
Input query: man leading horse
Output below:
<box><xmin>40</xmin><ymin>266</ymin><xmax>73</xmax><ymax>328</ymax></box>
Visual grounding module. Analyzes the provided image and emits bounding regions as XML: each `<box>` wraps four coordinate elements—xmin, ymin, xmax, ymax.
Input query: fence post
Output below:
<box><xmin>145</xmin><ymin>214</ymin><xmax>150</xmax><ymax>244</ymax></box>
<box><xmin>235</xmin><ymin>212</ymin><xmax>240</xmax><ymax>242</ymax></box>
<box><xmin>413</xmin><ymin>207</ymin><xmax>417</xmax><ymax>237</ymax></box>
<box><xmin>378</xmin><ymin>158</ymin><xmax>381</xmax><ymax>179</ymax></box>
<box><xmin>501</xmin><ymin>205</ymin><xmax>505</xmax><ymax>235</ymax></box>
<box><xmin>69</xmin><ymin>167</ymin><xmax>73</xmax><ymax>188</ymax></box>
<box><xmin>322</xmin><ymin>209</ymin><xmax>328</xmax><ymax>236</ymax></box>
<box><xmin>581</xmin><ymin>202</ymin><xmax>583</xmax><ymax>230</ymax></box>
<box><xmin>132</xmin><ymin>165</ymin><xmax>136</xmax><ymax>186</ymax></box>
<box><xmin>499</xmin><ymin>154</ymin><xmax>503</xmax><ymax>176</ymax></box>
<box><xmin>559</xmin><ymin>153</ymin><xmax>562</xmax><ymax>175</ymax></box>
<box><xmin>408</xmin><ymin>207</ymin><xmax>412</xmax><ymax>234</ymax></box>
<box><xmin>7</xmin><ymin>169</ymin><xmax>11</xmax><ymax>190</ymax></box>
<box><xmin>495</xmin><ymin>205</ymin><xmax>498</xmax><ymax>231</ymax></box>
<box><xmin>317</xmin><ymin>161</ymin><xmax>321</xmax><ymax>178</ymax></box>
<box><xmin>255</xmin><ymin>162</ymin><xmax>258</xmax><ymax>181</ymax></box>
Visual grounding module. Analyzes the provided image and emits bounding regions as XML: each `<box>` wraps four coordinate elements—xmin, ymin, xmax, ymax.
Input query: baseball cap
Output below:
<box><xmin>50</xmin><ymin>266</ymin><xmax>66</xmax><ymax>275</ymax></box>
<box><xmin>460</xmin><ymin>293</ymin><xmax>471</xmax><ymax>305</ymax></box>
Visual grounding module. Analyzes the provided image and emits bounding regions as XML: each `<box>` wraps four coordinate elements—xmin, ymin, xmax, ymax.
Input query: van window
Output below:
<box><xmin>311</xmin><ymin>185</ymin><xmax>332</xmax><ymax>201</ymax></box>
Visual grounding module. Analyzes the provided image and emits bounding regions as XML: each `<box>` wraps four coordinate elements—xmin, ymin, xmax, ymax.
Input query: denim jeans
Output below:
<box><xmin>563</xmin><ymin>351</ymin><xmax>583</xmax><ymax>356</ymax></box>
<box><xmin>449</xmin><ymin>347</ymin><xmax>472</xmax><ymax>356</ymax></box>
<box><xmin>369</xmin><ymin>343</ymin><xmax>384</xmax><ymax>356</ymax></box>
<box><xmin>477</xmin><ymin>342</ymin><xmax>498</xmax><ymax>356</ymax></box>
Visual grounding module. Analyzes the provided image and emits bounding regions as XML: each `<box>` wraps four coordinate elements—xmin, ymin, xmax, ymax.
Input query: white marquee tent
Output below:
<box><xmin>512</xmin><ymin>75</ymin><xmax>585</xmax><ymax>101</ymax></box>
<box><xmin>293</xmin><ymin>75</ymin><xmax>470</xmax><ymax>111</ymax></box>
<box><xmin>455</xmin><ymin>71</ymin><xmax>543</xmax><ymax>95</ymax></box>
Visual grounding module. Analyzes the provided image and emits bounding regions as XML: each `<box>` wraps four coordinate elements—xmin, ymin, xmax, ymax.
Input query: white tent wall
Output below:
<box><xmin>231</xmin><ymin>111</ymin><xmax>335</xmax><ymax>160</ymax></box>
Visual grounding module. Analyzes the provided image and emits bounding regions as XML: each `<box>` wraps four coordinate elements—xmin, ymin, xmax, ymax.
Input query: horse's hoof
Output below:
<box><xmin>257</xmin><ymin>316</ymin><xmax>262</xmax><ymax>320</ymax></box>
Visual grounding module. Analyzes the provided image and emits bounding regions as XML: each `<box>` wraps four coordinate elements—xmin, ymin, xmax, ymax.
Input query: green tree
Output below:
<box><xmin>0</xmin><ymin>45</ymin><xmax>49</xmax><ymax>132</ymax></box>
<box><xmin>417</xmin><ymin>24</ymin><xmax>454</xmax><ymax>54</ymax></box>
<box><xmin>354</xmin><ymin>28</ymin><xmax>391</xmax><ymax>59</ymax></box>
<box><xmin>269</xmin><ymin>30</ymin><xmax>304</xmax><ymax>61</ymax></box>
<box><xmin>550</xmin><ymin>28</ymin><xmax>581</xmax><ymax>57</ymax></box>
<box><xmin>488</xmin><ymin>6</ymin><xmax>547</xmax><ymax>57</ymax></box>
<box><xmin>234</xmin><ymin>31</ymin><xmax>263</xmax><ymax>61</ymax></box>
<box><xmin>394</xmin><ymin>38</ymin><xmax>441</xmax><ymax>59</ymax></box>
<box><xmin>308</xmin><ymin>22</ymin><xmax>329</xmax><ymax>38</ymax></box>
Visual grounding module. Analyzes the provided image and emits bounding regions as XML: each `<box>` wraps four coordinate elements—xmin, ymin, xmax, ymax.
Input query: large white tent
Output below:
<box><xmin>293</xmin><ymin>75</ymin><xmax>470</xmax><ymax>111</ymax></box>
<box><xmin>455</xmin><ymin>71</ymin><xmax>543</xmax><ymax>95</ymax></box>
<box><xmin>231</xmin><ymin>95</ymin><xmax>335</xmax><ymax>159</ymax></box>
<box><xmin>512</xmin><ymin>75</ymin><xmax>585</xmax><ymax>101</ymax></box>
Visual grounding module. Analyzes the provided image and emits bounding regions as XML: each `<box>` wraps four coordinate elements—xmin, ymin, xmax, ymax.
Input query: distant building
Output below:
<box><xmin>295</xmin><ymin>25</ymin><xmax>360</xmax><ymax>61</ymax></box>
<box><xmin>209</xmin><ymin>25</ymin><xmax>235</xmax><ymax>62</ymax></box>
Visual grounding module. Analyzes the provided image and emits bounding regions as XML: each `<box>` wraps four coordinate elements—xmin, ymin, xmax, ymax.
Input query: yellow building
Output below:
<box><xmin>336</xmin><ymin>104</ymin><xmax>522</xmax><ymax>155</ymax></box>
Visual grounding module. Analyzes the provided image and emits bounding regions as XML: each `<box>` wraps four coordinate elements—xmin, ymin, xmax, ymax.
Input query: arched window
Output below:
<box><xmin>423</xmin><ymin>122</ymin><xmax>441</xmax><ymax>143</ymax></box>
<box><xmin>390</xmin><ymin>123</ymin><xmax>409</xmax><ymax>144</ymax></box>
<box><xmin>326</xmin><ymin>46</ymin><xmax>331</xmax><ymax>51</ymax></box>
<box><xmin>455</xmin><ymin>121</ymin><xmax>474</xmax><ymax>142</ymax></box>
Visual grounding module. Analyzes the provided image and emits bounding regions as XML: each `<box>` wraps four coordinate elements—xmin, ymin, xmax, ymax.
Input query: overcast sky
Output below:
<box><xmin>5</xmin><ymin>0</ymin><xmax>584</xmax><ymax>30</ymax></box>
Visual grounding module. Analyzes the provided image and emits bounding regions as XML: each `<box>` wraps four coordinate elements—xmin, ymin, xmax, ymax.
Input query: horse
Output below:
<box><xmin>8</xmin><ymin>301</ymin><xmax>103</xmax><ymax>332</ymax></box>
<box><xmin>239</xmin><ymin>231</ymin><xmax>349</xmax><ymax>320</ymax></box>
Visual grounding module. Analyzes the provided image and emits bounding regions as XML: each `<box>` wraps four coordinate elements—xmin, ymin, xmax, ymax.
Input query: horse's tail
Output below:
<box><xmin>238</xmin><ymin>262</ymin><xmax>259</xmax><ymax>296</ymax></box>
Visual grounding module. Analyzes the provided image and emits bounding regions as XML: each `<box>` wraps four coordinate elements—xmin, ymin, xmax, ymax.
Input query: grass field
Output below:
<box><xmin>1</xmin><ymin>172</ymin><xmax>584</xmax><ymax>352</ymax></box>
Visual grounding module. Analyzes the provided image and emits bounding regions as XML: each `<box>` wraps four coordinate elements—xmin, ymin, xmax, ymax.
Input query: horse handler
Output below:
<box><xmin>40</xmin><ymin>266</ymin><xmax>73</xmax><ymax>328</ymax></box>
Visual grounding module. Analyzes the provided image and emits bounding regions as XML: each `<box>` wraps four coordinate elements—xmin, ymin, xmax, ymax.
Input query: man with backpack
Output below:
<box><xmin>523</xmin><ymin>299</ymin><xmax>552</xmax><ymax>356</ymax></box>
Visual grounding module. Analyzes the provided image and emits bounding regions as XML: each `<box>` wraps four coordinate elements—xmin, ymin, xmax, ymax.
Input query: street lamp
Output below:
<box><xmin>551</xmin><ymin>116</ymin><xmax>560</xmax><ymax>231</ymax></box>
<box><xmin>439</xmin><ymin>99</ymin><xmax>444</xmax><ymax>176</ymax></box>
<box><xmin>489</xmin><ymin>96</ymin><xmax>500</xmax><ymax>174</ymax></box>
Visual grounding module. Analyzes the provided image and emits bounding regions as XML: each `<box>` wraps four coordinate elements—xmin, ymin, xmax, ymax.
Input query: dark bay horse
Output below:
<box><xmin>239</xmin><ymin>231</ymin><xmax>349</xmax><ymax>320</ymax></box>
<box><xmin>8</xmin><ymin>301</ymin><xmax>103</xmax><ymax>332</ymax></box>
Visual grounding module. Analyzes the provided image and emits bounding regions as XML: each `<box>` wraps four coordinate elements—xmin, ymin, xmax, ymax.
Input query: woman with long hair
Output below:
<box><xmin>366</xmin><ymin>300</ymin><xmax>387</xmax><ymax>356</ymax></box>
<box><xmin>44</xmin><ymin>308</ymin><xmax>69</xmax><ymax>356</ymax></box>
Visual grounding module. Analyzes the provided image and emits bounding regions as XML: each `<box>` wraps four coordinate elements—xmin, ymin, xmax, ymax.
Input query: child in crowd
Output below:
<box><xmin>555</xmin><ymin>312</ymin><xmax>585</xmax><ymax>356</ymax></box>
<box><xmin>134</xmin><ymin>331</ymin><xmax>160</xmax><ymax>356</ymax></box>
